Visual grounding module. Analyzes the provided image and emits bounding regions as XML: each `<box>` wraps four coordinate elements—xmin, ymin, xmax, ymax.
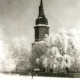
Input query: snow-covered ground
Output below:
<box><xmin>0</xmin><ymin>73</ymin><xmax>79</xmax><ymax>80</ymax></box>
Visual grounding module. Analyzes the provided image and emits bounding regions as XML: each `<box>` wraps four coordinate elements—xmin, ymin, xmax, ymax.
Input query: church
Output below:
<box><xmin>31</xmin><ymin>0</ymin><xmax>50</xmax><ymax>71</ymax></box>
<box><xmin>34</xmin><ymin>0</ymin><xmax>49</xmax><ymax>42</ymax></box>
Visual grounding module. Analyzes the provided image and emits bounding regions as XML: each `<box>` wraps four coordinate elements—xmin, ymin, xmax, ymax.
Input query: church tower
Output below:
<box><xmin>34</xmin><ymin>0</ymin><xmax>49</xmax><ymax>42</ymax></box>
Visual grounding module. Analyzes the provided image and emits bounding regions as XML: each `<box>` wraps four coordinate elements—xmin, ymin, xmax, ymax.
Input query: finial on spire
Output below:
<box><xmin>39</xmin><ymin>0</ymin><xmax>44</xmax><ymax>17</ymax></box>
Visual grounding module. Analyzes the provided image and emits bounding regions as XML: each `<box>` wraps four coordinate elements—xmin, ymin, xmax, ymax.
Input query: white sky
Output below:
<box><xmin>0</xmin><ymin>0</ymin><xmax>80</xmax><ymax>46</ymax></box>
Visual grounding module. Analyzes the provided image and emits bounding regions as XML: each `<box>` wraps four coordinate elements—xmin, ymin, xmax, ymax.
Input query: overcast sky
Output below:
<box><xmin>0</xmin><ymin>0</ymin><xmax>80</xmax><ymax>46</ymax></box>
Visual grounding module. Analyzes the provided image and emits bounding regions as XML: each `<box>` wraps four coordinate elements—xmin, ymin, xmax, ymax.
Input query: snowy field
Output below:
<box><xmin>0</xmin><ymin>73</ymin><xmax>80</xmax><ymax>80</ymax></box>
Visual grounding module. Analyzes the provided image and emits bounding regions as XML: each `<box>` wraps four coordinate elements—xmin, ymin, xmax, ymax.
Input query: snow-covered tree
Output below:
<box><xmin>30</xmin><ymin>41</ymin><xmax>48</xmax><ymax>68</ymax></box>
<box><xmin>0</xmin><ymin>28</ymin><xmax>16</xmax><ymax>72</ymax></box>
<box><xmin>9</xmin><ymin>36</ymin><xmax>31</xmax><ymax>72</ymax></box>
<box><xmin>31</xmin><ymin>29</ymin><xmax>80</xmax><ymax>73</ymax></box>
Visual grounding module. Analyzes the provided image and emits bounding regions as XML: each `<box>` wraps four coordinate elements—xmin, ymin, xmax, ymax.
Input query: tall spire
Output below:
<box><xmin>39</xmin><ymin>0</ymin><xmax>45</xmax><ymax>17</ymax></box>
<box><xmin>34</xmin><ymin>0</ymin><xmax>49</xmax><ymax>42</ymax></box>
<box><xmin>36</xmin><ymin>0</ymin><xmax>48</xmax><ymax>25</ymax></box>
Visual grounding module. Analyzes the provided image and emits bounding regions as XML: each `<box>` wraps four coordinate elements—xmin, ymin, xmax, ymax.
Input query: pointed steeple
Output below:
<box><xmin>39</xmin><ymin>0</ymin><xmax>45</xmax><ymax>17</ymax></box>
<box><xmin>36</xmin><ymin>0</ymin><xmax>48</xmax><ymax>25</ymax></box>
<box><xmin>34</xmin><ymin>0</ymin><xmax>49</xmax><ymax>42</ymax></box>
